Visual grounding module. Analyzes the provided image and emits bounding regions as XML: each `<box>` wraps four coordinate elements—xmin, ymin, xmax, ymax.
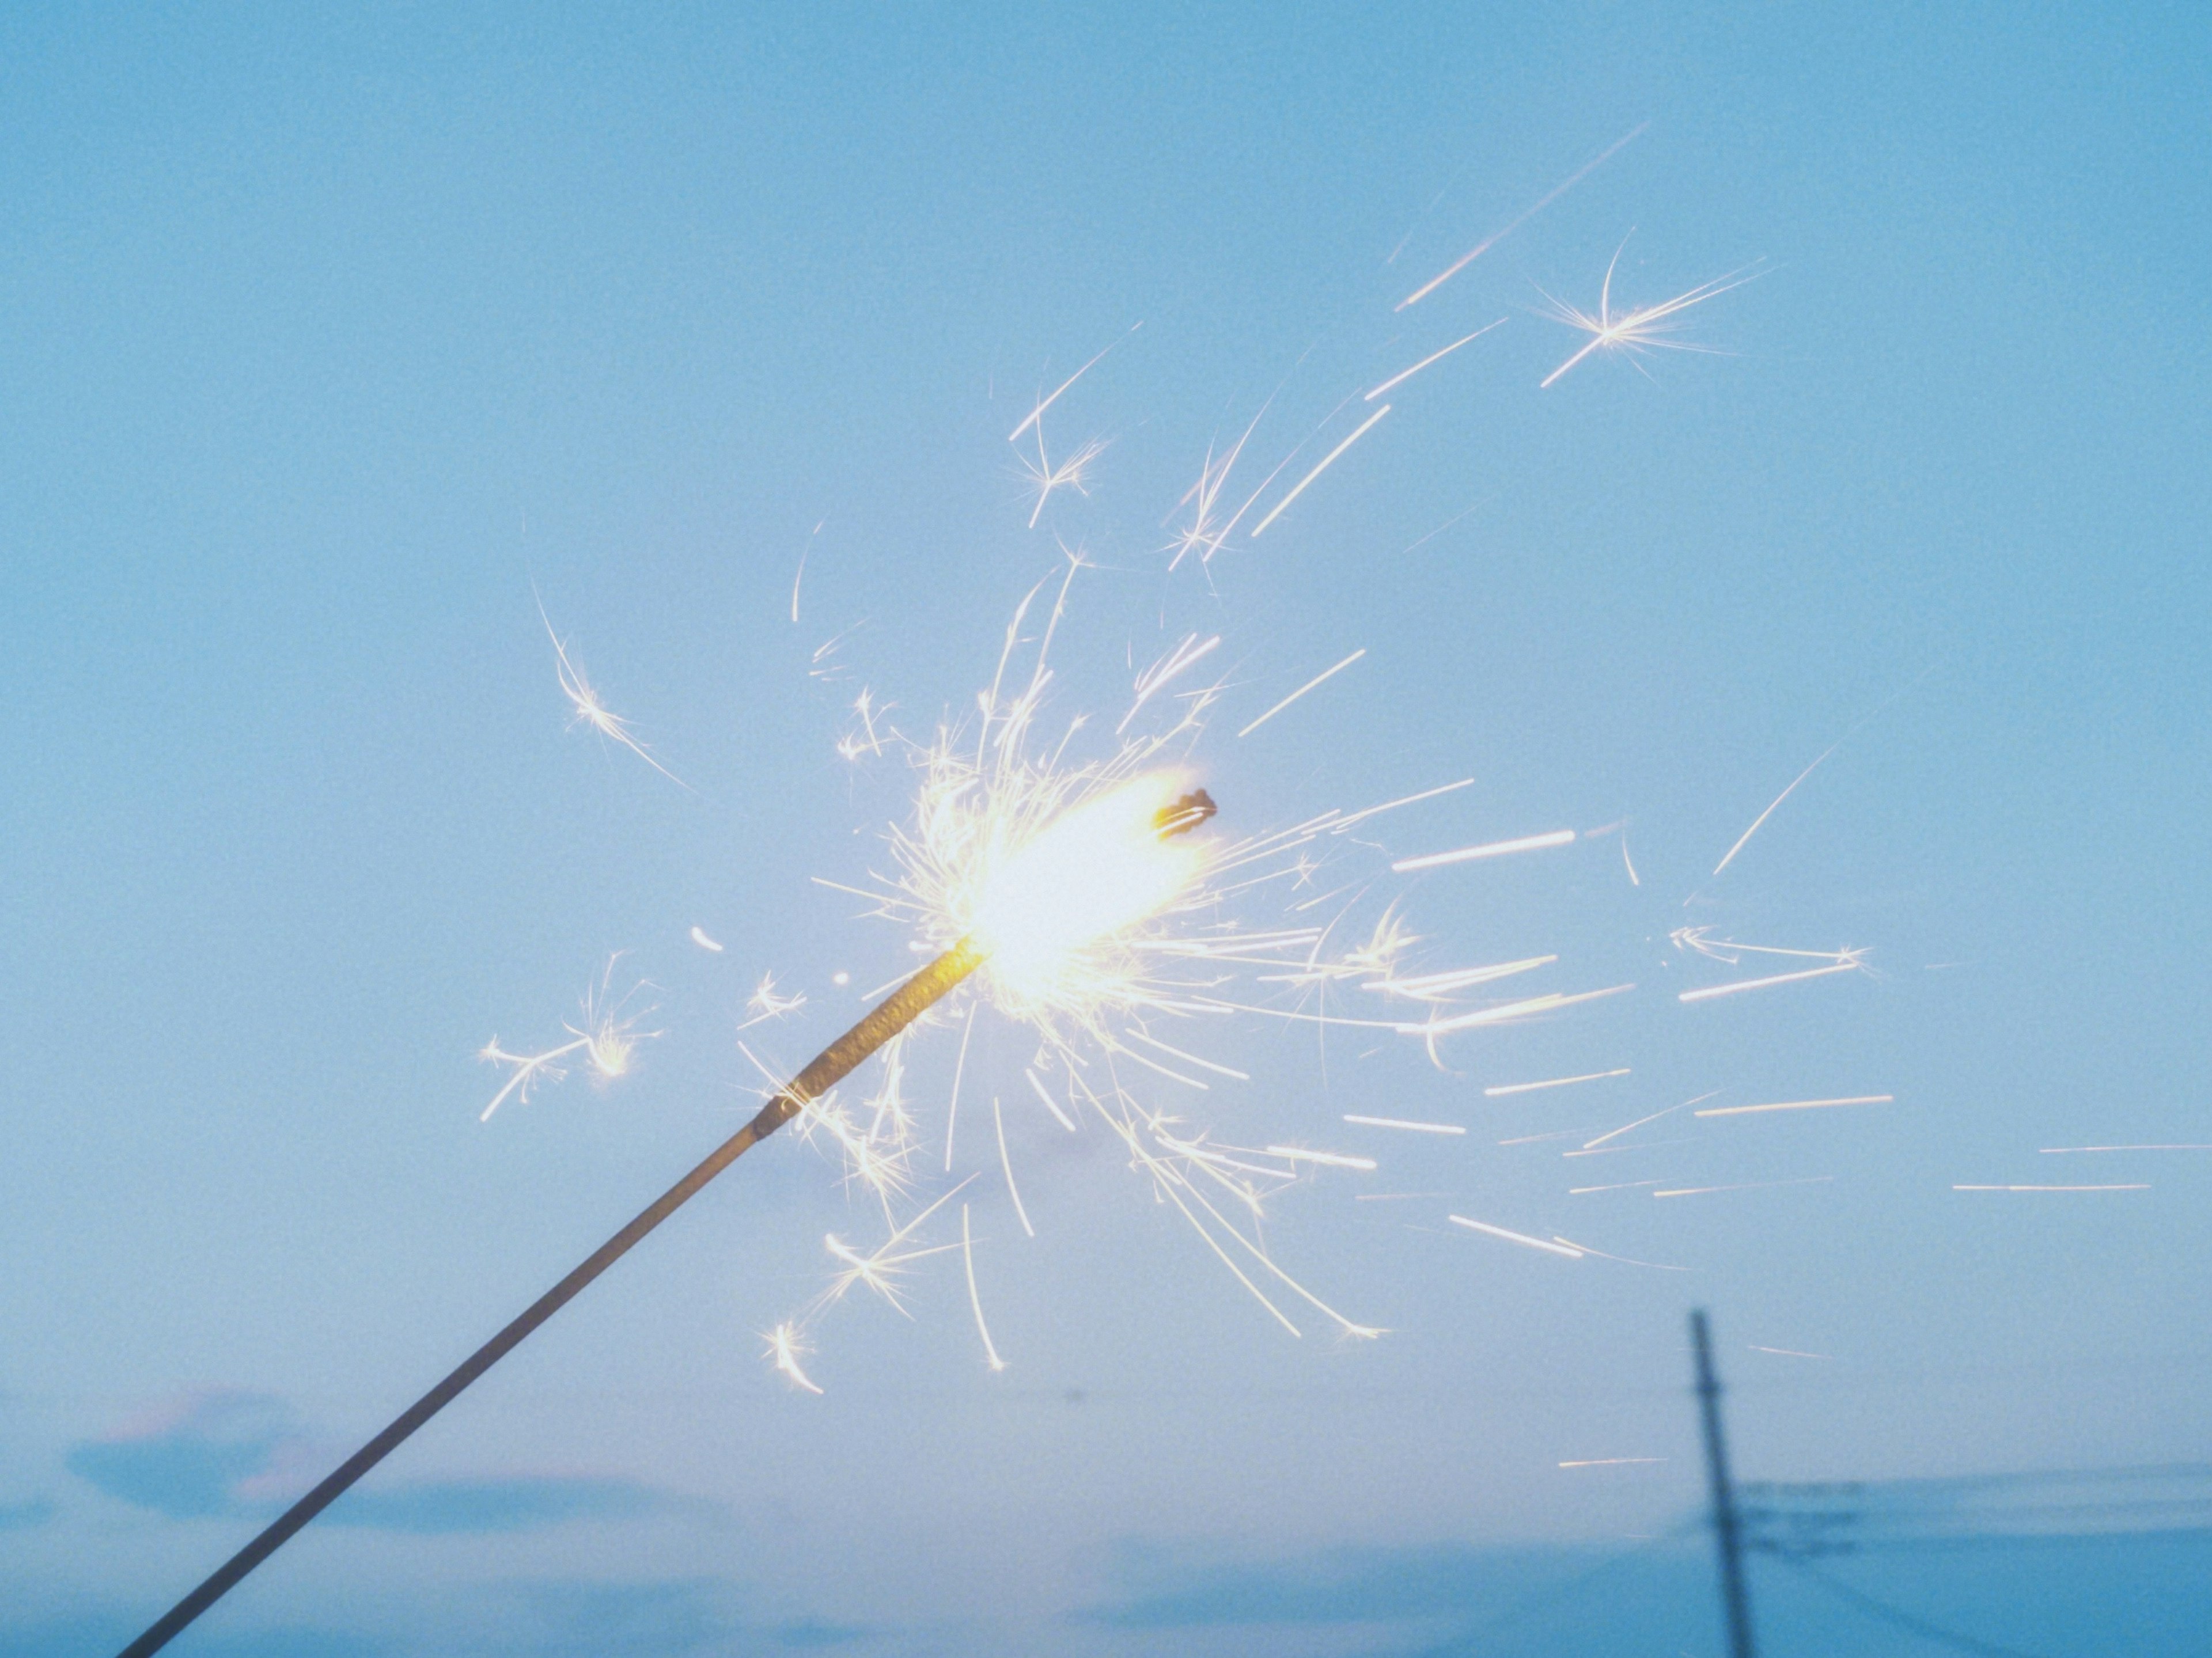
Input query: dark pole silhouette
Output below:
<box><xmin>1691</xmin><ymin>1308</ymin><xmax>1758</xmax><ymax>1658</ymax></box>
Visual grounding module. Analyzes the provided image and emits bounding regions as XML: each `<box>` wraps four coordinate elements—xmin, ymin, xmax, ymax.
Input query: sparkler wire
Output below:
<box><xmin>116</xmin><ymin>940</ymin><xmax>985</xmax><ymax>1658</ymax></box>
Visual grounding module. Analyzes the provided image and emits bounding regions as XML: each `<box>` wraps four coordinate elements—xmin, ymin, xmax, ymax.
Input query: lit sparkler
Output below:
<box><xmin>124</xmin><ymin>196</ymin><xmax>1830</xmax><ymax>1655</ymax></box>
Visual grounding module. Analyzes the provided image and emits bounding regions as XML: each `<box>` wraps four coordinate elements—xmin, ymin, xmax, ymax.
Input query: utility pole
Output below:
<box><xmin>1691</xmin><ymin>1308</ymin><xmax>1758</xmax><ymax>1658</ymax></box>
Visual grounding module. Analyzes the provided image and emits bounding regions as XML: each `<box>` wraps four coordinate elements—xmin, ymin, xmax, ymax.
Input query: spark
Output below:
<box><xmin>1344</xmin><ymin>1114</ymin><xmax>1465</xmax><ymax>1135</ymax></box>
<box><xmin>537</xmin><ymin>602</ymin><xmax>688</xmax><ymax>788</ymax></box>
<box><xmin>1621</xmin><ymin>835</ymin><xmax>1640</xmax><ymax>886</ymax></box>
<box><xmin>688</xmin><ymin>925</ymin><xmax>724</xmax><ymax>952</ymax></box>
<box><xmin>820</xmin><ymin>1182</ymin><xmax>971</xmax><ymax>1316</ymax></box>
<box><xmin>738</xmin><ymin>973</ymin><xmax>806</xmax><ymax>1029</ymax></box>
<box><xmin>1448</xmin><ymin>1216</ymin><xmax>1584</xmax><ymax>1258</ymax></box>
<box><xmin>1399</xmin><ymin>123</ymin><xmax>1648</xmax><ymax>310</ymax></box>
<box><xmin>1237</xmin><ymin>648</ymin><xmax>1367</xmax><ymax>739</ymax></box>
<box><xmin>1711</xmin><ymin>743</ymin><xmax>1838</xmax><ymax>876</ymax></box>
<box><xmin>942</xmin><ymin>1003</ymin><xmax>976</xmax><ymax>1173</ymax></box>
<box><xmin>1328</xmin><ymin>777</ymin><xmax>1475</xmax><ymax>832</ymax></box>
<box><xmin>1249</xmin><ymin>404</ymin><xmax>1392</xmax><ymax>538</ymax></box>
<box><xmin>1953</xmin><ymin>1184</ymin><xmax>2149</xmax><ymax>1193</ymax></box>
<box><xmin>1166</xmin><ymin>401</ymin><xmax>1277</xmax><ymax>568</ymax></box>
<box><xmin>1366</xmin><ymin>955</ymin><xmax>1556</xmax><ymax>1002</ymax></box>
<box><xmin>791</xmin><ymin>517</ymin><xmax>825</xmax><ymax>624</ymax></box>
<box><xmin>1025</xmin><ymin>1067</ymin><xmax>1078</xmax><ymax>1132</ymax></box>
<box><xmin>1120</xmin><ymin>633</ymin><xmax>1221</xmax><ymax>735</ymax></box>
<box><xmin>1551</xmin><ymin>1236</ymin><xmax>1688</xmax><ymax>1270</ymax></box>
<box><xmin>2041</xmin><ymin>1145</ymin><xmax>2212</xmax><ymax>1154</ymax></box>
<box><xmin>1121</xmin><ymin>1029</ymin><xmax>1250</xmax><ymax>1079</ymax></box>
<box><xmin>1654</xmin><ymin>1177</ymin><xmax>1835</xmax><ymax>1198</ymax></box>
<box><xmin>1267</xmin><ymin>1146</ymin><xmax>1380</xmax><ymax>1171</ymax></box>
<box><xmin>1007</xmin><ymin>325</ymin><xmax>1139</xmax><ymax>443</ymax></box>
<box><xmin>1581</xmin><ymin>1103</ymin><xmax>1681</xmax><ymax>1150</ymax></box>
<box><xmin>479</xmin><ymin>959</ymin><xmax>660</xmax><ymax>1121</ymax></box>
<box><xmin>960</xmin><ymin>1204</ymin><xmax>1007</xmax><ymax>1372</ymax></box>
<box><xmin>1411</xmin><ymin>982</ymin><xmax>1635</xmax><ymax>1040</ymax></box>
<box><xmin>766</xmin><ymin>1323</ymin><xmax>823</xmax><ymax>1395</ymax></box>
<box><xmin>1396</xmin><ymin>500</ymin><xmax>1484</xmax><ymax>559</ymax></box>
<box><xmin>1569</xmin><ymin>1180</ymin><xmax>1665</xmax><ymax>1194</ymax></box>
<box><xmin>1672</xmin><ymin>930</ymin><xmax>1871</xmax><ymax>1000</ymax></box>
<box><xmin>1560</xmin><ymin>1458</ymin><xmax>1666</xmax><ymax>1468</ymax></box>
<box><xmin>810</xmin><ymin>623</ymin><xmax>863</xmax><ymax>682</ymax></box>
<box><xmin>1560</xmin><ymin>1139</ymin><xmax>1688</xmax><ymax>1158</ymax></box>
<box><xmin>1673</xmin><ymin>928</ymin><xmax>1862</xmax><ymax>966</ymax></box>
<box><xmin>1539</xmin><ymin>245</ymin><xmax>1768</xmax><ymax>389</ymax></box>
<box><xmin>837</xmin><ymin>689</ymin><xmax>895</xmax><ymax>761</ymax></box>
<box><xmin>1678</xmin><ymin>960</ymin><xmax>1869</xmax><ymax>1001</ymax></box>
<box><xmin>1392</xmin><ymin>829</ymin><xmax>1576</xmax><ymax>871</ymax></box>
<box><xmin>1018</xmin><ymin>430</ymin><xmax>1108</xmax><ymax>528</ymax></box>
<box><xmin>1365</xmin><ymin>320</ymin><xmax>1506</xmax><ymax>400</ymax></box>
<box><xmin>993</xmin><ymin>1095</ymin><xmax>1035</xmax><ymax>1238</ymax></box>
<box><xmin>1750</xmin><ymin>1346</ymin><xmax>1832</xmax><ymax>1360</ymax></box>
<box><xmin>1695</xmin><ymin>1095</ymin><xmax>1892</xmax><ymax>1118</ymax></box>
<box><xmin>1484</xmin><ymin>1068</ymin><xmax>1630</xmax><ymax>1098</ymax></box>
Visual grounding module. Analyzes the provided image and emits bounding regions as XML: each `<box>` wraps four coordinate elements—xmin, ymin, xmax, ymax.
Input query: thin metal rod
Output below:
<box><xmin>118</xmin><ymin>940</ymin><xmax>984</xmax><ymax>1658</ymax></box>
<box><xmin>1691</xmin><ymin>1307</ymin><xmax>1759</xmax><ymax>1658</ymax></box>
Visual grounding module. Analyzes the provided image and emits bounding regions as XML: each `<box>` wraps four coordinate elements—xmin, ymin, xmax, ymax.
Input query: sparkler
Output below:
<box><xmin>116</xmin><ymin>771</ymin><xmax>1221</xmax><ymax>1656</ymax></box>
<box><xmin>124</xmin><ymin>196</ymin><xmax>1829</xmax><ymax>1653</ymax></box>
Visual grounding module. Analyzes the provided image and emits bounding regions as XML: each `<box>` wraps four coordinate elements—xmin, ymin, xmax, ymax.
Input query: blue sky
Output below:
<box><xmin>3</xmin><ymin>3</ymin><xmax>2209</xmax><ymax>1653</ymax></box>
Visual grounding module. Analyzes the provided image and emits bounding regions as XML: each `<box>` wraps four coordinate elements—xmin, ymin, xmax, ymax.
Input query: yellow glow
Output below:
<box><xmin>971</xmin><ymin>772</ymin><xmax>1202</xmax><ymax>1005</ymax></box>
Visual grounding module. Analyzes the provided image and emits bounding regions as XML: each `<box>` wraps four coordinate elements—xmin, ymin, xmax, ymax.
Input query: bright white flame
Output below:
<box><xmin>969</xmin><ymin>772</ymin><xmax>1203</xmax><ymax>1006</ymax></box>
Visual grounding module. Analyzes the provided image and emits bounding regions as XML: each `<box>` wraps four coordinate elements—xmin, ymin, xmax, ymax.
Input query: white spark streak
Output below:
<box><xmin>2040</xmin><ymin>1145</ymin><xmax>2212</xmax><ymax>1154</ymax></box>
<box><xmin>1025</xmin><ymin>1067</ymin><xmax>1078</xmax><ymax>1133</ymax></box>
<box><xmin>1484</xmin><ymin>1068</ymin><xmax>1630</xmax><ymax>1098</ymax></box>
<box><xmin>1365</xmin><ymin>320</ymin><xmax>1505</xmax><ymax>400</ymax></box>
<box><xmin>993</xmin><ymin>1095</ymin><xmax>1035</xmax><ymax>1238</ymax></box>
<box><xmin>1007</xmin><ymin>325</ymin><xmax>1139</xmax><ymax>443</ymax></box>
<box><xmin>1412</xmin><ymin>983</ymin><xmax>1635</xmax><ymax>1038</ymax></box>
<box><xmin>1560</xmin><ymin>1458</ymin><xmax>1666</xmax><ymax>1468</ymax></box>
<box><xmin>1695</xmin><ymin>1095</ymin><xmax>1891</xmax><ymax>1118</ymax></box>
<box><xmin>1267</xmin><ymin>1146</ymin><xmax>1380</xmax><ymax>1171</ymax></box>
<box><xmin>1237</xmin><ymin>649</ymin><xmax>1367</xmax><ymax>739</ymax></box>
<box><xmin>1393</xmin><ymin>829</ymin><xmax>1576</xmax><ymax>871</ymax></box>
<box><xmin>1248</xmin><ymin>404</ymin><xmax>1392</xmax><ymax>538</ymax></box>
<box><xmin>1448</xmin><ymin>1216</ymin><xmax>1585</xmax><ymax>1258</ymax></box>
<box><xmin>688</xmin><ymin>925</ymin><xmax>724</xmax><ymax>952</ymax></box>
<box><xmin>942</xmin><ymin>1003</ymin><xmax>976</xmax><ymax>1173</ymax></box>
<box><xmin>960</xmin><ymin>1204</ymin><xmax>1006</xmax><ymax>1372</ymax></box>
<box><xmin>1678</xmin><ymin>962</ymin><xmax>1866</xmax><ymax>1002</ymax></box>
<box><xmin>1399</xmin><ymin>124</ymin><xmax>1648</xmax><ymax>310</ymax></box>
<box><xmin>1654</xmin><ymin>1177</ymin><xmax>1835</xmax><ymax>1198</ymax></box>
<box><xmin>1581</xmin><ymin>1104</ymin><xmax>1680</xmax><ymax>1150</ymax></box>
<box><xmin>1713</xmin><ymin>744</ymin><xmax>1838</xmax><ymax>875</ymax></box>
<box><xmin>1119</xmin><ymin>633</ymin><xmax>1221</xmax><ymax>734</ymax></box>
<box><xmin>1344</xmin><ymin>1115</ymin><xmax>1466</xmax><ymax>1135</ymax></box>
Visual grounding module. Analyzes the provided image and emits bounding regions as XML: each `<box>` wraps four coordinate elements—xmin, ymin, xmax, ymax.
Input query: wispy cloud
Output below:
<box><xmin>64</xmin><ymin>1390</ymin><xmax>703</xmax><ymax>1534</ymax></box>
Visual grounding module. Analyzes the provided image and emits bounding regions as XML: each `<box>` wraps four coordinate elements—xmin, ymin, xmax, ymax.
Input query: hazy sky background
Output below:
<box><xmin>3</xmin><ymin>5</ymin><xmax>2209</xmax><ymax>1655</ymax></box>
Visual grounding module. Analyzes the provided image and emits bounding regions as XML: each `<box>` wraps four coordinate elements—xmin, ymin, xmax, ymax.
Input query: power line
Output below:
<box><xmin>1777</xmin><ymin>1554</ymin><xmax>2062</xmax><ymax>1658</ymax></box>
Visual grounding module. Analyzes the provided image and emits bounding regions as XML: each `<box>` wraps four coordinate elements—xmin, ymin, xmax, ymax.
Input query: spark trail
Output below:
<box><xmin>1539</xmin><ymin>246</ymin><xmax>1767</xmax><ymax>389</ymax></box>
